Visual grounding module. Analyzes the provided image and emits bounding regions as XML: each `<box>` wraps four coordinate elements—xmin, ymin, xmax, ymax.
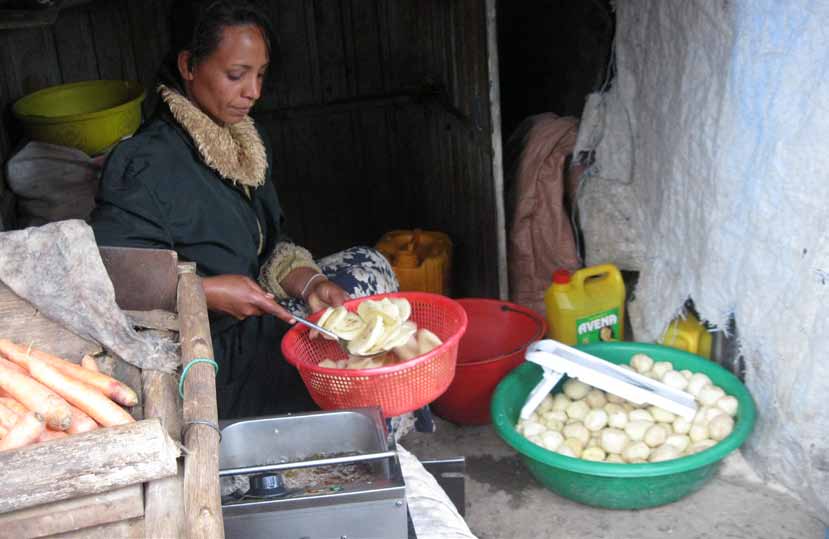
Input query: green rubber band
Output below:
<box><xmin>179</xmin><ymin>358</ymin><xmax>219</xmax><ymax>399</ymax></box>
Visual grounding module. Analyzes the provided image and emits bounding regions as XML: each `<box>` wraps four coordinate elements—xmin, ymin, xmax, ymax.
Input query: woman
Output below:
<box><xmin>89</xmin><ymin>0</ymin><xmax>399</xmax><ymax>420</ymax></box>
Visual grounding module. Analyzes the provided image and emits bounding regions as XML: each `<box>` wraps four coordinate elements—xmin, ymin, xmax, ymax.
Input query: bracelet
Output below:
<box><xmin>300</xmin><ymin>273</ymin><xmax>327</xmax><ymax>300</ymax></box>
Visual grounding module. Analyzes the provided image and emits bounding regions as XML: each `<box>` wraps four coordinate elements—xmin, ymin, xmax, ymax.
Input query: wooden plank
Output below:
<box><xmin>126</xmin><ymin>0</ymin><xmax>172</xmax><ymax>117</ymax></box>
<box><xmin>0</xmin><ymin>418</ymin><xmax>179</xmax><ymax>514</ymax></box>
<box><xmin>354</xmin><ymin>105</ymin><xmax>399</xmax><ymax>241</ymax></box>
<box><xmin>303</xmin><ymin>112</ymin><xmax>363</xmax><ymax>255</ymax></box>
<box><xmin>50</xmin><ymin>517</ymin><xmax>144</xmax><ymax>539</ymax></box>
<box><xmin>431</xmin><ymin>0</ymin><xmax>453</xmax><ymax>103</ymax></box>
<box><xmin>273</xmin><ymin>115</ymin><xmax>310</xmax><ymax>246</ymax></box>
<box><xmin>53</xmin><ymin>5</ymin><xmax>99</xmax><ymax>82</ymax></box>
<box><xmin>124</xmin><ymin>309</ymin><xmax>179</xmax><ymax>332</ymax></box>
<box><xmin>99</xmin><ymin>246</ymin><xmax>179</xmax><ymax>312</ymax></box>
<box><xmin>264</xmin><ymin>0</ymin><xmax>316</xmax><ymax>107</ymax></box>
<box><xmin>2</xmin><ymin>27</ymin><xmax>61</xmax><ymax>98</ymax></box>
<box><xmin>445</xmin><ymin>1</ymin><xmax>462</xmax><ymax>113</ymax></box>
<box><xmin>485</xmin><ymin>0</ymin><xmax>507</xmax><ymax>299</ymax></box>
<box><xmin>0</xmin><ymin>485</ymin><xmax>143</xmax><ymax>539</ymax></box>
<box><xmin>89</xmin><ymin>0</ymin><xmax>138</xmax><ymax>81</ymax></box>
<box><xmin>0</xmin><ymin>283</ymin><xmax>101</xmax><ymax>361</ymax></box>
<box><xmin>311</xmin><ymin>0</ymin><xmax>348</xmax><ymax>102</ymax></box>
<box><xmin>256</xmin><ymin>114</ymin><xmax>309</xmax><ymax>246</ymax></box>
<box><xmin>347</xmin><ymin>0</ymin><xmax>384</xmax><ymax>95</ymax></box>
<box><xmin>303</xmin><ymin>0</ymin><xmax>322</xmax><ymax>104</ymax></box>
<box><xmin>142</xmin><ymin>369</ymin><xmax>183</xmax><ymax>539</ymax></box>
<box><xmin>0</xmin><ymin>30</ymin><xmax>19</xmax><ymax>153</ymax></box>
<box><xmin>0</xmin><ymin>30</ymin><xmax>11</xmax><ymax>168</ymax></box>
<box><xmin>0</xmin><ymin>6</ymin><xmax>60</xmax><ymax>30</ymax></box>
<box><xmin>385</xmin><ymin>1</ymin><xmax>421</xmax><ymax>91</ymax></box>
<box><xmin>177</xmin><ymin>264</ymin><xmax>223</xmax><ymax>539</ymax></box>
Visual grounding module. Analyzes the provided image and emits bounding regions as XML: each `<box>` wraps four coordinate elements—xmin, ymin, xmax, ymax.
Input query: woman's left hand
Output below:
<box><xmin>305</xmin><ymin>278</ymin><xmax>349</xmax><ymax>313</ymax></box>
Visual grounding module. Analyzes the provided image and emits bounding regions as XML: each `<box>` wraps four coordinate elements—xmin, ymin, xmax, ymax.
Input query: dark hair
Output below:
<box><xmin>158</xmin><ymin>0</ymin><xmax>276</xmax><ymax>93</ymax></box>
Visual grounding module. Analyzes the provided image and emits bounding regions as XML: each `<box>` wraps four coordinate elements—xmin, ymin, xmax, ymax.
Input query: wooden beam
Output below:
<box><xmin>486</xmin><ymin>0</ymin><xmax>509</xmax><ymax>300</ymax></box>
<box><xmin>0</xmin><ymin>418</ymin><xmax>179</xmax><ymax>514</ymax></box>
<box><xmin>176</xmin><ymin>263</ymin><xmax>223</xmax><ymax>539</ymax></box>
<box><xmin>0</xmin><ymin>485</ymin><xmax>143</xmax><ymax>539</ymax></box>
<box><xmin>124</xmin><ymin>309</ymin><xmax>180</xmax><ymax>332</ymax></box>
<box><xmin>142</xmin><ymin>369</ymin><xmax>184</xmax><ymax>539</ymax></box>
<box><xmin>0</xmin><ymin>283</ymin><xmax>102</xmax><ymax>362</ymax></box>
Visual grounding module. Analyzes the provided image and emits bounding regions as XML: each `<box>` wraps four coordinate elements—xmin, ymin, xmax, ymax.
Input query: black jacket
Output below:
<box><xmin>91</xmin><ymin>109</ymin><xmax>284</xmax><ymax>284</ymax></box>
<box><xmin>90</xmin><ymin>111</ymin><xmax>314</xmax><ymax>418</ymax></box>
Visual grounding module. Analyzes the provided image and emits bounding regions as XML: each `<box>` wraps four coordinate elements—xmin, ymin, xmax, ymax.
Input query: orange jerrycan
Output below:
<box><xmin>544</xmin><ymin>264</ymin><xmax>626</xmax><ymax>345</ymax></box>
<box><xmin>375</xmin><ymin>229</ymin><xmax>452</xmax><ymax>295</ymax></box>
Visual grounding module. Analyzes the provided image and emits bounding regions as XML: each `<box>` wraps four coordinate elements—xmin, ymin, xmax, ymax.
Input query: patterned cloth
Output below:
<box><xmin>283</xmin><ymin>246</ymin><xmax>436</xmax><ymax>435</ymax></box>
<box><xmin>282</xmin><ymin>246</ymin><xmax>399</xmax><ymax>317</ymax></box>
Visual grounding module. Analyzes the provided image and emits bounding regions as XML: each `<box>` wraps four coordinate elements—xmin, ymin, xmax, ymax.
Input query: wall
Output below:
<box><xmin>576</xmin><ymin>0</ymin><xmax>829</xmax><ymax>520</ymax></box>
<box><xmin>0</xmin><ymin>0</ymin><xmax>500</xmax><ymax>297</ymax></box>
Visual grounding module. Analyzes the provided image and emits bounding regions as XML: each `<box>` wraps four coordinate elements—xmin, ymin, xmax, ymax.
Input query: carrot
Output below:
<box><xmin>0</xmin><ymin>357</ymin><xmax>72</xmax><ymax>431</ymax></box>
<box><xmin>0</xmin><ymin>397</ymin><xmax>27</xmax><ymax>416</ymax></box>
<box><xmin>0</xmin><ymin>411</ymin><xmax>45</xmax><ymax>451</ymax></box>
<box><xmin>0</xmin><ymin>341</ymin><xmax>138</xmax><ymax>407</ymax></box>
<box><xmin>1</xmin><ymin>397</ymin><xmax>95</xmax><ymax>435</ymax></box>
<box><xmin>67</xmin><ymin>404</ymin><xmax>99</xmax><ymax>434</ymax></box>
<box><xmin>0</xmin><ymin>402</ymin><xmax>19</xmax><ymax>430</ymax></box>
<box><xmin>2</xmin><ymin>358</ymin><xmax>27</xmax><ymax>376</ymax></box>
<box><xmin>37</xmin><ymin>429</ymin><xmax>68</xmax><ymax>442</ymax></box>
<box><xmin>81</xmin><ymin>354</ymin><xmax>100</xmax><ymax>373</ymax></box>
<box><xmin>0</xmin><ymin>346</ymin><xmax>133</xmax><ymax>427</ymax></box>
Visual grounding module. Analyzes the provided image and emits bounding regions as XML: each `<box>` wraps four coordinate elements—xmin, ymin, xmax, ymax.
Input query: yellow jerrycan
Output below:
<box><xmin>660</xmin><ymin>312</ymin><xmax>712</xmax><ymax>359</ymax></box>
<box><xmin>544</xmin><ymin>264</ymin><xmax>626</xmax><ymax>345</ymax></box>
<box><xmin>375</xmin><ymin>229</ymin><xmax>452</xmax><ymax>295</ymax></box>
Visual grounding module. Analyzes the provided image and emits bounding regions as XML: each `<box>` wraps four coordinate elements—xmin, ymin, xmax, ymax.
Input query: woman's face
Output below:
<box><xmin>179</xmin><ymin>24</ymin><xmax>269</xmax><ymax>126</ymax></box>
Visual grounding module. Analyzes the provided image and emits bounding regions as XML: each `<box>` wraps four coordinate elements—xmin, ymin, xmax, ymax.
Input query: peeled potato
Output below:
<box><xmin>393</xmin><ymin>335</ymin><xmax>420</xmax><ymax>361</ymax></box>
<box><xmin>416</xmin><ymin>328</ymin><xmax>443</xmax><ymax>354</ymax></box>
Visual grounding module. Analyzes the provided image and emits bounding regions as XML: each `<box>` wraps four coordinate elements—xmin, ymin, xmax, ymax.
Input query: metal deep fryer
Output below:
<box><xmin>219</xmin><ymin>407</ymin><xmax>407</xmax><ymax>539</ymax></box>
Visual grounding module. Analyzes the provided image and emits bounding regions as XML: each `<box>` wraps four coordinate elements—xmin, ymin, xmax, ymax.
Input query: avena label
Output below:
<box><xmin>576</xmin><ymin>308</ymin><xmax>621</xmax><ymax>344</ymax></box>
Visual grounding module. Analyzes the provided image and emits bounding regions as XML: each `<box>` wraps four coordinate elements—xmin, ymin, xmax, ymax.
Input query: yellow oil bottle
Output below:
<box><xmin>544</xmin><ymin>264</ymin><xmax>626</xmax><ymax>345</ymax></box>
<box><xmin>375</xmin><ymin>229</ymin><xmax>452</xmax><ymax>295</ymax></box>
<box><xmin>660</xmin><ymin>312</ymin><xmax>712</xmax><ymax>359</ymax></box>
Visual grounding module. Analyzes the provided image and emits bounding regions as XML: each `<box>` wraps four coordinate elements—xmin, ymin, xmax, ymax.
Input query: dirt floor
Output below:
<box><xmin>401</xmin><ymin>418</ymin><xmax>827</xmax><ymax>539</ymax></box>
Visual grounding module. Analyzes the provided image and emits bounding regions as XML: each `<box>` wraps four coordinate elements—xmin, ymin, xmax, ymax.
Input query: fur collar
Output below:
<box><xmin>159</xmin><ymin>85</ymin><xmax>267</xmax><ymax>188</ymax></box>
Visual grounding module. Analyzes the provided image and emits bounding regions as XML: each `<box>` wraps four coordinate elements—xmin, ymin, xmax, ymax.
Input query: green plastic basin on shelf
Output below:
<box><xmin>491</xmin><ymin>341</ymin><xmax>757</xmax><ymax>510</ymax></box>
<box><xmin>12</xmin><ymin>80</ymin><xmax>145</xmax><ymax>156</ymax></box>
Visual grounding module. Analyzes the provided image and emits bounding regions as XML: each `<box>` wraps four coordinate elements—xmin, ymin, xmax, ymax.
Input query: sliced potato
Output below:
<box><xmin>348</xmin><ymin>315</ymin><xmax>386</xmax><ymax>356</ymax></box>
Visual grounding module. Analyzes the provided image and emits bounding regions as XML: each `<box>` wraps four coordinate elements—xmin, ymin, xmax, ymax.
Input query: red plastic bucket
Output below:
<box><xmin>431</xmin><ymin>299</ymin><xmax>547</xmax><ymax>425</ymax></box>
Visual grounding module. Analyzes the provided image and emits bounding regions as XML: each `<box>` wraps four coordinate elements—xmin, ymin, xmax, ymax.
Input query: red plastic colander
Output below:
<box><xmin>281</xmin><ymin>292</ymin><xmax>468</xmax><ymax>418</ymax></box>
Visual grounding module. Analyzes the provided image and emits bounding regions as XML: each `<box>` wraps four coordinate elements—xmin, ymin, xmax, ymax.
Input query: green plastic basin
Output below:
<box><xmin>13</xmin><ymin>80</ymin><xmax>145</xmax><ymax>156</ymax></box>
<box><xmin>491</xmin><ymin>342</ymin><xmax>757</xmax><ymax>509</ymax></box>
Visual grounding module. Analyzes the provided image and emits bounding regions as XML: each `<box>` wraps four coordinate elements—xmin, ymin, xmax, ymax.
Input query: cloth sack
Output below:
<box><xmin>5</xmin><ymin>141</ymin><xmax>104</xmax><ymax>228</ymax></box>
<box><xmin>0</xmin><ymin>220</ymin><xmax>178</xmax><ymax>372</ymax></box>
<box><xmin>505</xmin><ymin>113</ymin><xmax>582</xmax><ymax>313</ymax></box>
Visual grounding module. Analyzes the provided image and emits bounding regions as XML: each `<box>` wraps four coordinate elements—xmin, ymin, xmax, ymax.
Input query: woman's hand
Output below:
<box><xmin>304</xmin><ymin>278</ymin><xmax>349</xmax><ymax>313</ymax></box>
<box><xmin>281</xmin><ymin>267</ymin><xmax>350</xmax><ymax>314</ymax></box>
<box><xmin>202</xmin><ymin>274</ymin><xmax>295</xmax><ymax>323</ymax></box>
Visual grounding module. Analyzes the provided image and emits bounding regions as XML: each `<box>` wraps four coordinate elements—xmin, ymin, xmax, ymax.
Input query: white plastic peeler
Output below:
<box><xmin>519</xmin><ymin>340</ymin><xmax>697</xmax><ymax>421</ymax></box>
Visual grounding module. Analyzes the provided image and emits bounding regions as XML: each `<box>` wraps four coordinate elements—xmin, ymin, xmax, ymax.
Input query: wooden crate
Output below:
<box><xmin>0</xmin><ymin>246</ymin><xmax>222</xmax><ymax>538</ymax></box>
